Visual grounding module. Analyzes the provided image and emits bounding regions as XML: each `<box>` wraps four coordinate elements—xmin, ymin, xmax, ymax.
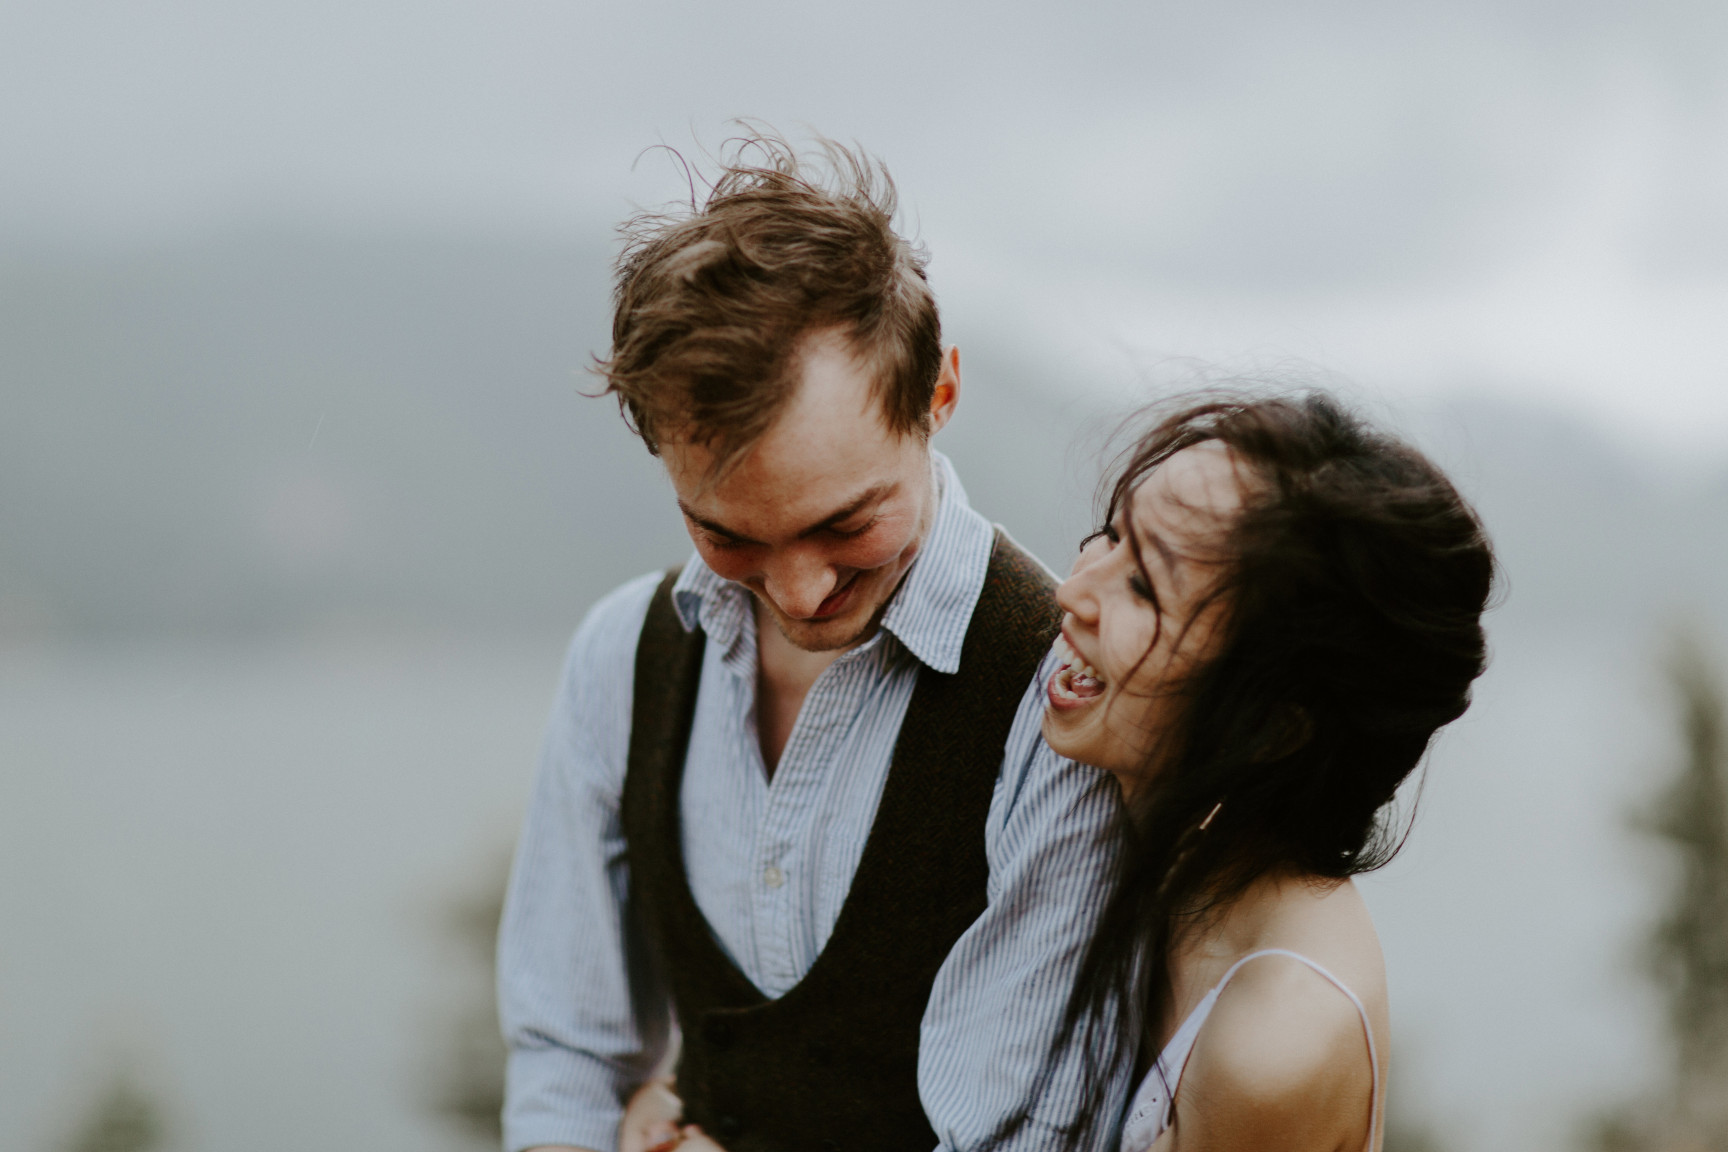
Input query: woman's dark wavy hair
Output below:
<box><xmin>1002</xmin><ymin>390</ymin><xmax>1496</xmax><ymax>1151</ymax></box>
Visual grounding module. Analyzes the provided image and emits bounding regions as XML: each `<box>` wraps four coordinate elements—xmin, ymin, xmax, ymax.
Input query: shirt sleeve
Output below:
<box><xmin>917</xmin><ymin>651</ymin><xmax>1130</xmax><ymax>1152</ymax></box>
<box><xmin>497</xmin><ymin>572</ymin><xmax>670</xmax><ymax>1152</ymax></box>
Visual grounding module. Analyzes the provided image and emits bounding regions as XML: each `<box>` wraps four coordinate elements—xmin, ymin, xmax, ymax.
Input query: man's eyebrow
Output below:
<box><xmin>678</xmin><ymin>482</ymin><xmax>895</xmax><ymax>545</ymax></box>
<box><xmin>678</xmin><ymin>503</ymin><xmax>761</xmax><ymax>544</ymax></box>
<box><xmin>793</xmin><ymin>483</ymin><xmax>894</xmax><ymax>538</ymax></box>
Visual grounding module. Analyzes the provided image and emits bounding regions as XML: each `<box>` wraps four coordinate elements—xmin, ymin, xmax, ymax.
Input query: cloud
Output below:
<box><xmin>3</xmin><ymin>0</ymin><xmax>1726</xmax><ymax>452</ymax></box>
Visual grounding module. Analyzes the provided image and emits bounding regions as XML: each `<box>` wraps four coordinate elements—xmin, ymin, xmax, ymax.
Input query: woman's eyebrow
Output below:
<box><xmin>1136</xmin><ymin>523</ymin><xmax>1180</xmax><ymax>583</ymax></box>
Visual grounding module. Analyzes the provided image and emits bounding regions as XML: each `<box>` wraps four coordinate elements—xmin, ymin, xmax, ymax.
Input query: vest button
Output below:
<box><xmin>702</xmin><ymin>1017</ymin><xmax>736</xmax><ymax>1048</ymax></box>
<box><xmin>809</xmin><ymin>1042</ymin><xmax>835</xmax><ymax>1067</ymax></box>
<box><xmin>716</xmin><ymin>1114</ymin><xmax>743</xmax><ymax>1139</ymax></box>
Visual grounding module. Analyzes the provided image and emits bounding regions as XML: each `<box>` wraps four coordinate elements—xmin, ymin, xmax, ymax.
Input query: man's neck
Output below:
<box><xmin>754</xmin><ymin>601</ymin><xmax>854</xmax><ymax>776</ymax></box>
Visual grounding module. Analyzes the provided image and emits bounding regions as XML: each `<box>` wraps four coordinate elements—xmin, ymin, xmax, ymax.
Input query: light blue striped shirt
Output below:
<box><xmin>498</xmin><ymin>454</ymin><xmax>1123</xmax><ymax>1152</ymax></box>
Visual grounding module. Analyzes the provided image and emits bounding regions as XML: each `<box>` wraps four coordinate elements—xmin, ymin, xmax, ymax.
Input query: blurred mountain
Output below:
<box><xmin>3</xmin><ymin>226</ymin><xmax>1724</xmax><ymax>640</ymax></box>
<box><xmin>1400</xmin><ymin>394</ymin><xmax>1728</xmax><ymax>633</ymax></box>
<box><xmin>2</xmin><ymin>226</ymin><xmax>660</xmax><ymax>636</ymax></box>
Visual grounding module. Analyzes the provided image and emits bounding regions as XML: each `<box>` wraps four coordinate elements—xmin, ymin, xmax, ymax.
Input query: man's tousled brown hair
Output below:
<box><xmin>596</xmin><ymin>130</ymin><xmax>942</xmax><ymax>476</ymax></box>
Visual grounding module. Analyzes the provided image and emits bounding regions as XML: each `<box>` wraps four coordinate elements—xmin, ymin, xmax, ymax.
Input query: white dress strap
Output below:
<box><xmin>1118</xmin><ymin>947</ymin><xmax>1380</xmax><ymax>1152</ymax></box>
<box><xmin>1223</xmin><ymin>949</ymin><xmax>1381</xmax><ymax>1152</ymax></box>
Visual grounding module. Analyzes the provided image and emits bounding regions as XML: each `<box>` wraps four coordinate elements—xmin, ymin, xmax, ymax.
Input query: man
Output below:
<box><xmin>497</xmin><ymin>134</ymin><xmax>1119</xmax><ymax>1152</ymax></box>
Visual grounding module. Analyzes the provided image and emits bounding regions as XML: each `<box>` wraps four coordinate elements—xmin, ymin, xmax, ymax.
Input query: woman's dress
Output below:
<box><xmin>1118</xmin><ymin>948</ymin><xmax>1381</xmax><ymax>1152</ymax></box>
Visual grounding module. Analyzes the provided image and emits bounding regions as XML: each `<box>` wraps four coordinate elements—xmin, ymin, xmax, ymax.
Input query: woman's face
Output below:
<box><xmin>1043</xmin><ymin>440</ymin><xmax>1248</xmax><ymax>787</ymax></box>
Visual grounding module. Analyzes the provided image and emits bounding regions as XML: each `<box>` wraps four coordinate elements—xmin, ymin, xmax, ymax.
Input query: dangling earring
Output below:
<box><xmin>1153</xmin><ymin>799</ymin><xmax>1228</xmax><ymax>907</ymax></box>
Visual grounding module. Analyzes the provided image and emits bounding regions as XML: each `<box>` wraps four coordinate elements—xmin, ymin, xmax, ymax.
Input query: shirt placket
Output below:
<box><xmin>697</xmin><ymin>591</ymin><xmax>778</xmax><ymax>984</ymax></box>
<box><xmin>749</xmin><ymin>641</ymin><xmax>879</xmax><ymax>995</ymax></box>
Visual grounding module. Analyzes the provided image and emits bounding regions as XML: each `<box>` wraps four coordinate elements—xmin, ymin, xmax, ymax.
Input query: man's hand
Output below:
<box><xmin>619</xmin><ymin>1077</ymin><xmax>684</xmax><ymax>1152</ymax></box>
<box><xmin>662</xmin><ymin>1125</ymin><xmax>727</xmax><ymax>1152</ymax></box>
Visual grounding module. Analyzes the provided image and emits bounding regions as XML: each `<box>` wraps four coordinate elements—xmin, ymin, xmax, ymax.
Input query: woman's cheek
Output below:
<box><xmin>1110</xmin><ymin>622</ymin><xmax>1162</xmax><ymax>693</ymax></box>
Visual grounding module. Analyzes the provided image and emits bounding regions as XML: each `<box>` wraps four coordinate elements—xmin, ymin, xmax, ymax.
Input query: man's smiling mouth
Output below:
<box><xmin>810</xmin><ymin>572</ymin><xmax>861</xmax><ymax>619</ymax></box>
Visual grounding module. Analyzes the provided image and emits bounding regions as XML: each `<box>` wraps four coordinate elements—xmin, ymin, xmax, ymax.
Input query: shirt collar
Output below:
<box><xmin>878</xmin><ymin>451</ymin><xmax>994</xmax><ymax>674</ymax></box>
<box><xmin>668</xmin><ymin>450</ymin><xmax>995</xmax><ymax>675</ymax></box>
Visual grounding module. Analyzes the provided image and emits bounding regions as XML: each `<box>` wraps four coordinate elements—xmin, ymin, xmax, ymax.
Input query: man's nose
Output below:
<box><xmin>761</xmin><ymin>548</ymin><xmax>840</xmax><ymax>619</ymax></box>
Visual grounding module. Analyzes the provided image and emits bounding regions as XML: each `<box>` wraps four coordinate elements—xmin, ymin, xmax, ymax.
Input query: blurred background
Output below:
<box><xmin>4</xmin><ymin>2</ymin><xmax>1728</xmax><ymax>1150</ymax></box>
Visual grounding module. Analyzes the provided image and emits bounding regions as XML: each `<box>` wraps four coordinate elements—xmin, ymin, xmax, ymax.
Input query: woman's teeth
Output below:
<box><xmin>1054</xmin><ymin>635</ymin><xmax>1103</xmax><ymax>681</ymax></box>
<box><xmin>1051</xmin><ymin>635</ymin><xmax>1107</xmax><ymax>701</ymax></box>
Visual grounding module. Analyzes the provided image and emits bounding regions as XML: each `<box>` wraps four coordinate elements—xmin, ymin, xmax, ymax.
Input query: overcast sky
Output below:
<box><xmin>4</xmin><ymin>0</ymin><xmax>1726</xmax><ymax>463</ymax></box>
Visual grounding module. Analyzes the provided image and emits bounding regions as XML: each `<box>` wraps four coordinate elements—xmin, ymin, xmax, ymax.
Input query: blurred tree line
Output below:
<box><xmin>1589</xmin><ymin>635</ymin><xmax>1728</xmax><ymax>1152</ymax></box>
<box><xmin>57</xmin><ymin>1075</ymin><xmax>164</xmax><ymax>1152</ymax></box>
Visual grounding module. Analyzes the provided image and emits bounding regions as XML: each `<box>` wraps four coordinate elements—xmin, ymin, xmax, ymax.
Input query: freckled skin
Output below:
<box><xmin>660</xmin><ymin>327</ymin><xmax>960</xmax><ymax>772</ymax></box>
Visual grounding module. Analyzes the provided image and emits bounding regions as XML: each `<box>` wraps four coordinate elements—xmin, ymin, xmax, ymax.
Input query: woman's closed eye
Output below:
<box><xmin>1080</xmin><ymin>523</ymin><xmax>1122</xmax><ymax>550</ymax></box>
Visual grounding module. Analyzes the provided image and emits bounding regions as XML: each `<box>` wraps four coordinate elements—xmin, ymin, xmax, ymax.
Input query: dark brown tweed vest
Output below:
<box><xmin>620</xmin><ymin>530</ymin><xmax>1060</xmax><ymax>1152</ymax></box>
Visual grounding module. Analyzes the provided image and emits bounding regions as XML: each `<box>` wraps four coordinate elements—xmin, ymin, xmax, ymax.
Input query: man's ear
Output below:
<box><xmin>927</xmin><ymin>345</ymin><xmax>961</xmax><ymax>436</ymax></box>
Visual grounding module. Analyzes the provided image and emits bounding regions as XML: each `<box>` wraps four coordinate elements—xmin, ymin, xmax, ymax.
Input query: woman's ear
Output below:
<box><xmin>1256</xmin><ymin>703</ymin><xmax>1313</xmax><ymax>762</ymax></box>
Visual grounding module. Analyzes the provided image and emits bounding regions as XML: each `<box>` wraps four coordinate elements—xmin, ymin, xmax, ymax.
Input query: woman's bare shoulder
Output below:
<box><xmin>1208</xmin><ymin>954</ymin><xmax>1373</xmax><ymax>1088</ymax></box>
<box><xmin>1167</xmin><ymin>879</ymin><xmax>1383</xmax><ymax>1149</ymax></box>
<box><xmin>1173</xmin><ymin>958</ymin><xmax>1376</xmax><ymax>1149</ymax></box>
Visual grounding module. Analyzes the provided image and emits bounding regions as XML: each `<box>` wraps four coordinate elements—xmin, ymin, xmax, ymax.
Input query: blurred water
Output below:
<box><xmin>0</xmin><ymin>636</ymin><xmax>559</xmax><ymax>1151</ymax></box>
<box><xmin>0</xmin><ymin>612</ymin><xmax>1693</xmax><ymax>1152</ymax></box>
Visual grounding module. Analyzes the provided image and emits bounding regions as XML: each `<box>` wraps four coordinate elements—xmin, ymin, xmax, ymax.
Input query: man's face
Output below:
<box><xmin>662</xmin><ymin>328</ymin><xmax>956</xmax><ymax>653</ymax></box>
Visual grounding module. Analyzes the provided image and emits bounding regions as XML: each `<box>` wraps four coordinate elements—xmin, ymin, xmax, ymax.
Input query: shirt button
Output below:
<box><xmin>763</xmin><ymin>865</ymin><xmax>785</xmax><ymax>889</ymax></box>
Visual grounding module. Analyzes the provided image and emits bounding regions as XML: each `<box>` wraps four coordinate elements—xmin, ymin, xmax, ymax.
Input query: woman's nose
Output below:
<box><xmin>1055</xmin><ymin>565</ymin><xmax>1096</xmax><ymax>622</ymax></box>
<box><xmin>1056</xmin><ymin>538</ymin><xmax>1106</xmax><ymax>614</ymax></box>
<box><xmin>1059</xmin><ymin>531</ymin><xmax>1116</xmax><ymax>615</ymax></box>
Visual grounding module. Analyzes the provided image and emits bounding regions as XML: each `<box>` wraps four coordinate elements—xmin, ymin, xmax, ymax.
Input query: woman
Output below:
<box><xmin>1027</xmin><ymin>391</ymin><xmax>1494</xmax><ymax>1152</ymax></box>
<box><xmin>636</xmin><ymin>391</ymin><xmax>1494</xmax><ymax>1152</ymax></box>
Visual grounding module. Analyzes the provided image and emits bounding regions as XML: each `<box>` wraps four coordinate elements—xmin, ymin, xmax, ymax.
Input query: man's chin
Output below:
<box><xmin>773</xmin><ymin>612</ymin><xmax>876</xmax><ymax>654</ymax></box>
<box><xmin>763</xmin><ymin>592</ymin><xmax>887</xmax><ymax>654</ymax></box>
